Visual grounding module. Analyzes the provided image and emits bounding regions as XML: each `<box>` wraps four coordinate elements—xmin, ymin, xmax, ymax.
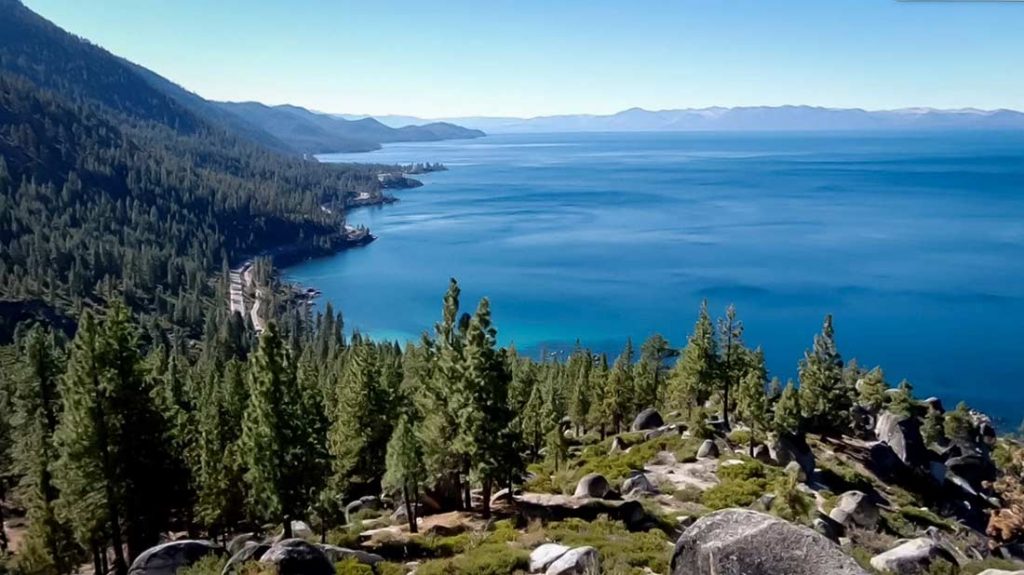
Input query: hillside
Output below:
<box><xmin>0</xmin><ymin>0</ymin><xmax>390</xmax><ymax>335</ymax></box>
<box><xmin>216</xmin><ymin>101</ymin><xmax>486</xmax><ymax>154</ymax></box>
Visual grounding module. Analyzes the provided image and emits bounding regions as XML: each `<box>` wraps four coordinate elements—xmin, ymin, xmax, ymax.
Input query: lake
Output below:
<box><xmin>286</xmin><ymin>132</ymin><xmax>1024</xmax><ymax>426</ymax></box>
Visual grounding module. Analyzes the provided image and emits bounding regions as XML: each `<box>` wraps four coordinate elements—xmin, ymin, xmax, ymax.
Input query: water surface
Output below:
<box><xmin>287</xmin><ymin>132</ymin><xmax>1024</xmax><ymax>425</ymax></box>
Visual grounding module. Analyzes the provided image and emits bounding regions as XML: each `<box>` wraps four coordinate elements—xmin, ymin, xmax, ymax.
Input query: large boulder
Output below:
<box><xmin>696</xmin><ymin>440</ymin><xmax>719</xmax><ymax>459</ymax></box>
<box><xmin>829</xmin><ymin>491</ymin><xmax>879</xmax><ymax>530</ymax></box>
<box><xmin>128</xmin><ymin>540</ymin><xmax>223</xmax><ymax>575</ymax></box>
<box><xmin>870</xmin><ymin>538</ymin><xmax>959</xmax><ymax>574</ymax></box>
<box><xmin>977</xmin><ymin>571</ymin><xmax>1024</xmax><ymax>575</ymax></box>
<box><xmin>875</xmin><ymin>411</ymin><xmax>928</xmax><ymax>467</ymax></box>
<box><xmin>769</xmin><ymin>433</ymin><xmax>816</xmax><ymax>479</ymax></box>
<box><xmin>946</xmin><ymin>454</ymin><xmax>996</xmax><ymax>490</ymax></box>
<box><xmin>631</xmin><ymin>408</ymin><xmax>664</xmax><ymax>431</ymax></box>
<box><xmin>573</xmin><ymin>473</ymin><xmax>611</xmax><ymax>499</ymax></box>
<box><xmin>622</xmin><ymin>471</ymin><xmax>657</xmax><ymax>497</ymax></box>
<box><xmin>222</xmin><ymin>543</ymin><xmax>271</xmax><ymax>575</ymax></box>
<box><xmin>259</xmin><ymin>539</ymin><xmax>334</xmax><ymax>575</ymax></box>
<box><xmin>671</xmin><ymin>509</ymin><xmax>868</xmax><ymax>575</ymax></box>
<box><xmin>318</xmin><ymin>544</ymin><xmax>383</xmax><ymax>568</ymax></box>
<box><xmin>546</xmin><ymin>546</ymin><xmax>599</xmax><ymax>575</ymax></box>
<box><xmin>530</xmin><ymin>543</ymin><xmax>570</xmax><ymax>572</ymax></box>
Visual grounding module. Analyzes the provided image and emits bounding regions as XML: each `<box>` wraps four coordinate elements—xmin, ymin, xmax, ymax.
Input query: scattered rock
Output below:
<box><xmin>644</xmin><ymin>424</ymin><xmax>680</xmax><ymax>441</ymax></box>
<box><xmin>622</xmin><ymin>471</ymin><xmax>658</xmax><ymax>497</ymax></box>
<box><xmin>259</xmin><ymin>539</ymin><xmax>334</xmax><ymax>575</ymax></box>
<box><xmin>318</xmin><ymin>544</ymin><xmax>383</xmax><ymax>568</ymax></box>
<box><xmin>632</xmin><ymin>408</ymin><xmax>665</xmax><ymax>431</ymax></box>
<box><xmin>769</xmin><ymin>433</ymin><xmax>816</xmax><ymax>479</ymax></box>
<box><xmin>946</xmin><ymin>454</ymin><xmax>996</xmax><ymax>490</ymax></box>
<box><xmin>609</xmin><ymin>436</ymin><xmax>628</xmax><ymax>454</ymax></box>
<box><xmin>785</xmin><ymin>460</ymin><xmax>807</xmax><ymax>482</ymax></box>
<box><xmin>516</xmin><ymin>493</ymin><xmax>654</xmax><ymax>531</ymax></box>
<box><xmin>814</xmin><ymin>514</ymin><xmax>843</xmax><ymax>542</ymax></box>
<box><xmin>222</xmin><ymin>543</ymin><xmax>271</xmax><ymax>575</ymax></box>
<box><xmin>875</xmin><ymin>411</ymin><xmax>927</xmax><ymax>467</ymax></box>
<box><xmin>573</xmin><ymin>473</ymin><xmax>611</xmax><ymax>499</ymax></box>
<box><xmin>546</xmin><ymin>546</ymin><xmax>599</xmax><ymax>575</ymax></box>
<box><xmin>345</xmin><ymin>495</ymin><xmax>383</xmax><ymax>523</ymax></box>
<box><xmin>751</xmin><ymin>444</ymin><xmax>772</xmax><ymax>463</ymax></box>
<box><xmin>829</xmin><ymin>491</ymin><xmax>879</xmax><ymax>530</ymax></box>
<box><xmin>923</xmin><ymin>397</ymin><xmax>945</xmax><ymax>414</ymax></box>
<box><xmin>128</xmin><ymin>540</ymin><xmax>223</xmax><ymax>575</ymax></box>
<box><xmin>696</xmin><ymin>439</ymin><xmax>719</xmax><ymax>459</ymax></box>
<box><xmin>977</xmin><ymin>570</ymin><xmax>1024</xmax><ymax>575</ymax></box>
<box><xmin>290</xmin><ymin>520</ymin><xmax>313</xmax><ymax>540</ymax></box>
<box><xmin>870</xmin><ymin>538</ymin><xmax>959</xmax><ymax>574</ymax></box>
<box><xmin>530</xmin><ymin>543</ymin><xmax>570</xmax><ymax>572</ymax></box>
<box><xmin>226</xmin><ymin>533</ymin><xmax>259</xmax><ymax>556</ymax></box>
<box><xmin>671</xmin><ymin>509</ymin><xmax>867</xmax><ymax>575</ymax></box>
<box><xmin>491</xmin><ymin>487</ymin><xmax>522</xmax><ymax>505</ymax></box>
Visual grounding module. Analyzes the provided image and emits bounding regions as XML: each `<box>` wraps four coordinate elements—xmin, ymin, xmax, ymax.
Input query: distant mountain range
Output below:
<box><xmin>218</xmin><ymin>103</ymin><xmax>485</xmax><ymax>154</ymax></box>
<box><xmin>340</xmin><ymin>106</ymin><xmax>1024</xmax><ymax>134</ymax></box>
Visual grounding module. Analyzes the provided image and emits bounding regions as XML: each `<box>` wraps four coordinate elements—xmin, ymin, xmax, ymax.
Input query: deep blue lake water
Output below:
<box><xmin>287</xmin><ymin>132</ymin><xmax>1024</xmax><ymax>426</ymax></box>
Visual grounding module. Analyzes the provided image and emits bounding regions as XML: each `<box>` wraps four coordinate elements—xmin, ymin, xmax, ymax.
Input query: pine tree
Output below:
<box><xmin>857</xmin><ymin>367</ymin><xmax>888</xmax><ymax>412</ymax></box>
<box><xmin>52</xmin><ymin>311</ymin><xmax>128</xmax><ymax>575</ymax></box>
<box><xmin>735</xmin><ymin>348</ymin><xmax>769</xmax><ymax>455</ymax></box>
<box><xmin>604</xmin><ymin>339</ymin><xmax>635</xmax><ymax>434</ymax></box>
<box><xmin>240</xmin><ymin>321</ymin><xmax>317</xmax><ymax>537</ymax></box>
<box><xmin>668</xmin><ymin>301</ymin><xmax>719</xmax><ymax>417</ymax></box>
<box><xmin>717</xmin><ymin>305</ymin><xmax>746</xmax><ymax>428</ymax></box>
<box><xmin>945</xmin><ymin>402</ymin><xmax>975</xmax><ymax>445</ymax></box>
<box><xmin>383</xmin><ymin>415</ymin><xmax>425</xmax><ymax>532</ymax></box>
<box><xmin>11</xmin><ymin>326</ymin><xmax>77</xmax><ymax>573</ymax></box>
<box><xmin>568</xmin><ymin>350</ymin><xmax>592</xmax><ymax>437</ymax></box>
<box><xmin>773</xmin><ymin>381</ymin><xmax>802</xmax><ymax>436</ymax></box>
<box><xmin>922</xmin><ymin>408</ymin><xmax>945</xmax><ymax>446</ymax></box>
<box><xmin>797</xmin><ymin>315</ymin><xmax>851</xmax><ymax>435</ymax></box>
<box><xmin>889</xmin><ymin>380</ymin><xmax>915</xmax><ymax>417</ymax></box>
<box><xmin>634</xmin><ymin>334</ymin><xmax>670</xmax><ymax>411</ymax></box>
<box><xmin>586</xmin><ymin>354</ymin><xmax>609</xmax><ymax>438</ymax></box>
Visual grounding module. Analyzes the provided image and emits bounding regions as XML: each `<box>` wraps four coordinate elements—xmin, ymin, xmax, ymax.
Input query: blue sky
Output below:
<box><xmin>23</xmin><ymin>0</ymin><xmax>1024</xmax><ymax>117</ymax></box>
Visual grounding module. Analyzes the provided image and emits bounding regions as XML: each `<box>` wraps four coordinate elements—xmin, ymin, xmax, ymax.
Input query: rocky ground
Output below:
<box><xmin>120</xmin><ymin>401</ymin><xmax>1024</xmax><ymax>575</ymax></box>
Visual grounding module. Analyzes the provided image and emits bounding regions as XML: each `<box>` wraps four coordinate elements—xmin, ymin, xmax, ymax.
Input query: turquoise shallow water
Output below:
<box><xmin>286</xmin><ymin>132</ymin><xmax>1024</xmax><ymax>426</ymax></box>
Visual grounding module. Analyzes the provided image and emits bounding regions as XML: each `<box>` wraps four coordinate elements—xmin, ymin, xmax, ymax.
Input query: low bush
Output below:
<box><xmin>178</xmin><ymin>556</ymin><xmax>228</xmax><ymax>575</ymax></box>
<box><xmin>701</xmin><ymin>478</ymin><xmax>767</xmax><ymax>510</ymax></box>
<box><xmin>334</xmin><ymin>558</ymin><xmax>375</xmax><ymax>575</ymax></box>
<box><xmin>537</xmin><ymin>517</ymin><xmax>671</xmax><ymax>574</ymax></box>
<box><xmin>899</xmin><ymin>506</ymin><xmax>959</xmax><ymax>532</ymax></box>
<box><xmin>414</xmin><ymin>543</ymin><xmax>529</xmax><ymax>575</ymax></box>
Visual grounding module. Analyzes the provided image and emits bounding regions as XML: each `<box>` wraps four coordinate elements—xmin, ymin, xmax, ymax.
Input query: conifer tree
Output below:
<box><xmin>568</xmin><ymin>351</ymin><xmax>592</xmax><ymax>436</ymax></box>
<box><xmin>945</xmin><ymin>402</ymin><xmax>975</xmax><ymax>445</ymax></box>
<box><xmin>604</xmin><ymin>339</ymin><xmax>635</xmax><ymax>433</ymax></box>
<box><xmin>587</xmin><ymin>354</ymin><xmax>609</xmax><ymax>438</ymax></box>
<box><xmin>634</xmin><ymin>334</ymin><xmax>670</xmax><ymax>411</ymax></box>
<box><xmin>735</xmin><ymin>348</ymin><xmax>769</xmax><ymax>455</ymax></box>
<box><xmin>797</xmin><ymin>315</ymin><xmax>851</xmax><ymax>434</ymax></box>
<box><xmin>240</xmin><ymin>321</ymin><xmax>318</xmax><ymax>538</ymax></box>
<box><xmin>922</xmin><ymin>408</ymin><xmax>945</xmax><ymax>446</ymax></box>
<box><xmin>717</xmin><ymin>305</ymin><xmax>746</xmax><ymax>428</ymax></box>
<box><xmin>889</xmin><ymin>380</ymin><xmax>915</xmax><ymax>417</ymax></box>
<box><xmin>52</xmin><ymin>311</ymin><xmax>127</xmax><ymax>574</ymax></box>
<box><xmin>383</xmin><ymin>415</ymin><xmax>425</xmax><ymax>533</ymax></box>
<box><xmin>857</xmin><ymin>367</ymin><xmax>889</xmax><ymax>412</ymax></box>
<box><xmin>11</xmin><ymin>326</ymin><xmax>77</xmax><ymax>573</ymax></box>
<box><xmin>669</xmin><ymin>301</ymin><xmax>719</xmax><ymax>417</ymax></box>
<box><xmin>773</xmin><ymin>381</ymin><xmax>803</xmax><ymax>436</ymax></box>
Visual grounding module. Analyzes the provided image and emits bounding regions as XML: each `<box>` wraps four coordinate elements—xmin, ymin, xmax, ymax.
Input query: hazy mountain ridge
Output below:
<box><xmin>218</xmin><ymin>102</ymin><xmax>486</xmax><ymax>154</ymax></box>
<box><xmin>343</xmin><ymin>105</ymin><xmax>1024</xmax><ymax>133</ymax></box>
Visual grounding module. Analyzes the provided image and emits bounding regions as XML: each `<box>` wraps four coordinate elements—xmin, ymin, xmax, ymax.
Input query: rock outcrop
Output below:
<box><xmin>869</xmin><ymin>538</ymin><xmax>959</xmax><ymax>574</ymax></box>
<box><xmin>318</xmin><ymin>544</ymin><xmax>384</xmax><ymax>568</ymax></box>
<box><xmin>530</xmin><ymin>543</ymin><xmax>570</xmax><ymax>572</ymax></box>
<box><xmin>696</xmin><ymin>440</ymin><xmax>719</xmax><ymax>459</ymax></box>
<box><xmin>671</xmin><ymin>509</ymin><xmax>868</xmax><ymax>575</ymax></box>
<box><xmin>259</xmin><ymin>539</ymin><xmax>334</xmax><ymax>575</ymax></box>
<box><xmin>631</xmin><ymin>408</ymin><xmax>664</xmax><ymax>431</ymax></box>
<box><xmin>222</xmin><ymin>543</ymin><xmax>271</xmax><ymax>575</ymax></box>
<box><xmin>829</xmin><ymin>491</ymin><xmax>880</xmax><ymax>530</ymax></box>
<box><xmin>769</xmin><ymin>433</ymin><xmax>816</xmax><ymax>479</ymax></box>
<box><xmin>573</xmin><ymin>473</ymin><xmax>611</xmax><ymax>499</ymax></box>
<box><xmin>128</xmin><ymin>540</ymin><xmax>223</xmax><ymax>575</ymax></box>
<box><xmin>546</xmin><ymin>546</ymin><xmax>599</xmax><ymax>575</ymax></box>
<box><xmin>875</xmin><ymin>411</ymin><xmax>928</xmax><ymax>467</ymax></box>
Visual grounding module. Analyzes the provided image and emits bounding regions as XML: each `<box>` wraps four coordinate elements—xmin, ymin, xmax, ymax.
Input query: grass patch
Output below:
<box><xmin>899</xmin><ymin>506</ymin><xmax>959</xmax><ymax>532</ymax></box>
<box><xmin>413</xmin><ymin>543</ymin><xmax>529</xmax><ymax>575</ymax></box>
<box><xmin>334</xmin><ymin>558</ymin><xmax>375</xmax><ymax>575</ymax></box>
<box><xmin>535</xmin><ymin>517</ymin><xmax>671</xmax><ymax>574</ymax></box>
<box><xmin>178</xmin><ymin>556</ymin><xmax>229</xmax><ymax>575</ymax></box>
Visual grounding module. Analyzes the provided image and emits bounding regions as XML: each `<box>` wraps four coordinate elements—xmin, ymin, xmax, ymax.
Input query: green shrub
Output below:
<box><xmin>414</xmin><ymin>543</ymin><xmax>528</xmax><ymax>575</ymax></box>
<box><xmin>899</xmin><ymin>506</ymin><xmax>958</xmax><ymax>532</ymax></box>
<box><xmin>178</xmin><ymin>556</ymin><xmax>228</xmax><ymax>575</ymax></box>
<box><xmin>727</xmin><ymin>430</ymin><xmax>752</xmax><ymax>446</ymax></box>
<box><xmin>962</xmin><ymin>558</ymin><xmax>1024</xmax><ymax>574</ymax></box>
<box><xmin>376</xmin><ymin>563</ymin><xmax>407</xmax><ymax>575</ymax></box>
<box><xmin>334</xmin><ymin>558</ymin><xmax>375</xmax><ymax>575</ymax></box>
<box><xmin>701</xmin><ymin>478</ymin><xmax>767</xmax><ymax>510</ymax></box>
<box><xmin>538</xmin><ymin>517</ymin><xmax>670</xmax><ymax>573</ymax></box>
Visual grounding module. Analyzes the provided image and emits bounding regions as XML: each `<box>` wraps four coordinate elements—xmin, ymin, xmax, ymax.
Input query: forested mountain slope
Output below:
<box><xmin>0</xmin><ymin>0</ymin><xmax>384</xmax><ymax>336</ymax></box>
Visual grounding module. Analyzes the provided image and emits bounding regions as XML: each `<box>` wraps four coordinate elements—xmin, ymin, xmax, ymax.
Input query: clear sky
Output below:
<box><xmin>22</xmin><ymin>0</ymin><xmax>1024</xmax><ymax>118</ymax></box>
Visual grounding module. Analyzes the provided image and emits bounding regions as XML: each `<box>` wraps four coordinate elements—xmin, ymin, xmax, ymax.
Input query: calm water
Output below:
<box><xmin>287</xmin><ymin>132</ymin><xmax>1024</xmax><ymax>426</ymax></box>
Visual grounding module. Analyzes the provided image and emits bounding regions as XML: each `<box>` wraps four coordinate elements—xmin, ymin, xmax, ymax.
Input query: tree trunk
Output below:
<box><xmin>481</xmin><ymin>478</ymin><xmax>492</xmax><ymax>519</ymax></box>
<box><xmin>0</xmin><ymin>501</ymin><xmax>8</xmax><ymax>553</ymax></box>
<box><xmin>462</xmin><ymin>460</ymin><xmax>472</xmax><ymax>510</ymax></box>
<box><xmin>91</xmin><ymin>543</ymin><xmax>102</xmax><ymax>575</ymax></box>
<box><xmin>403</xmin><ymin>485</ymin><xmax>417</xmax><ymax>534</ymax></box>
<box><xmin>282</xmin><ymin>518</ymin><xmax>293</xmax><ymax>539</ymax></box>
